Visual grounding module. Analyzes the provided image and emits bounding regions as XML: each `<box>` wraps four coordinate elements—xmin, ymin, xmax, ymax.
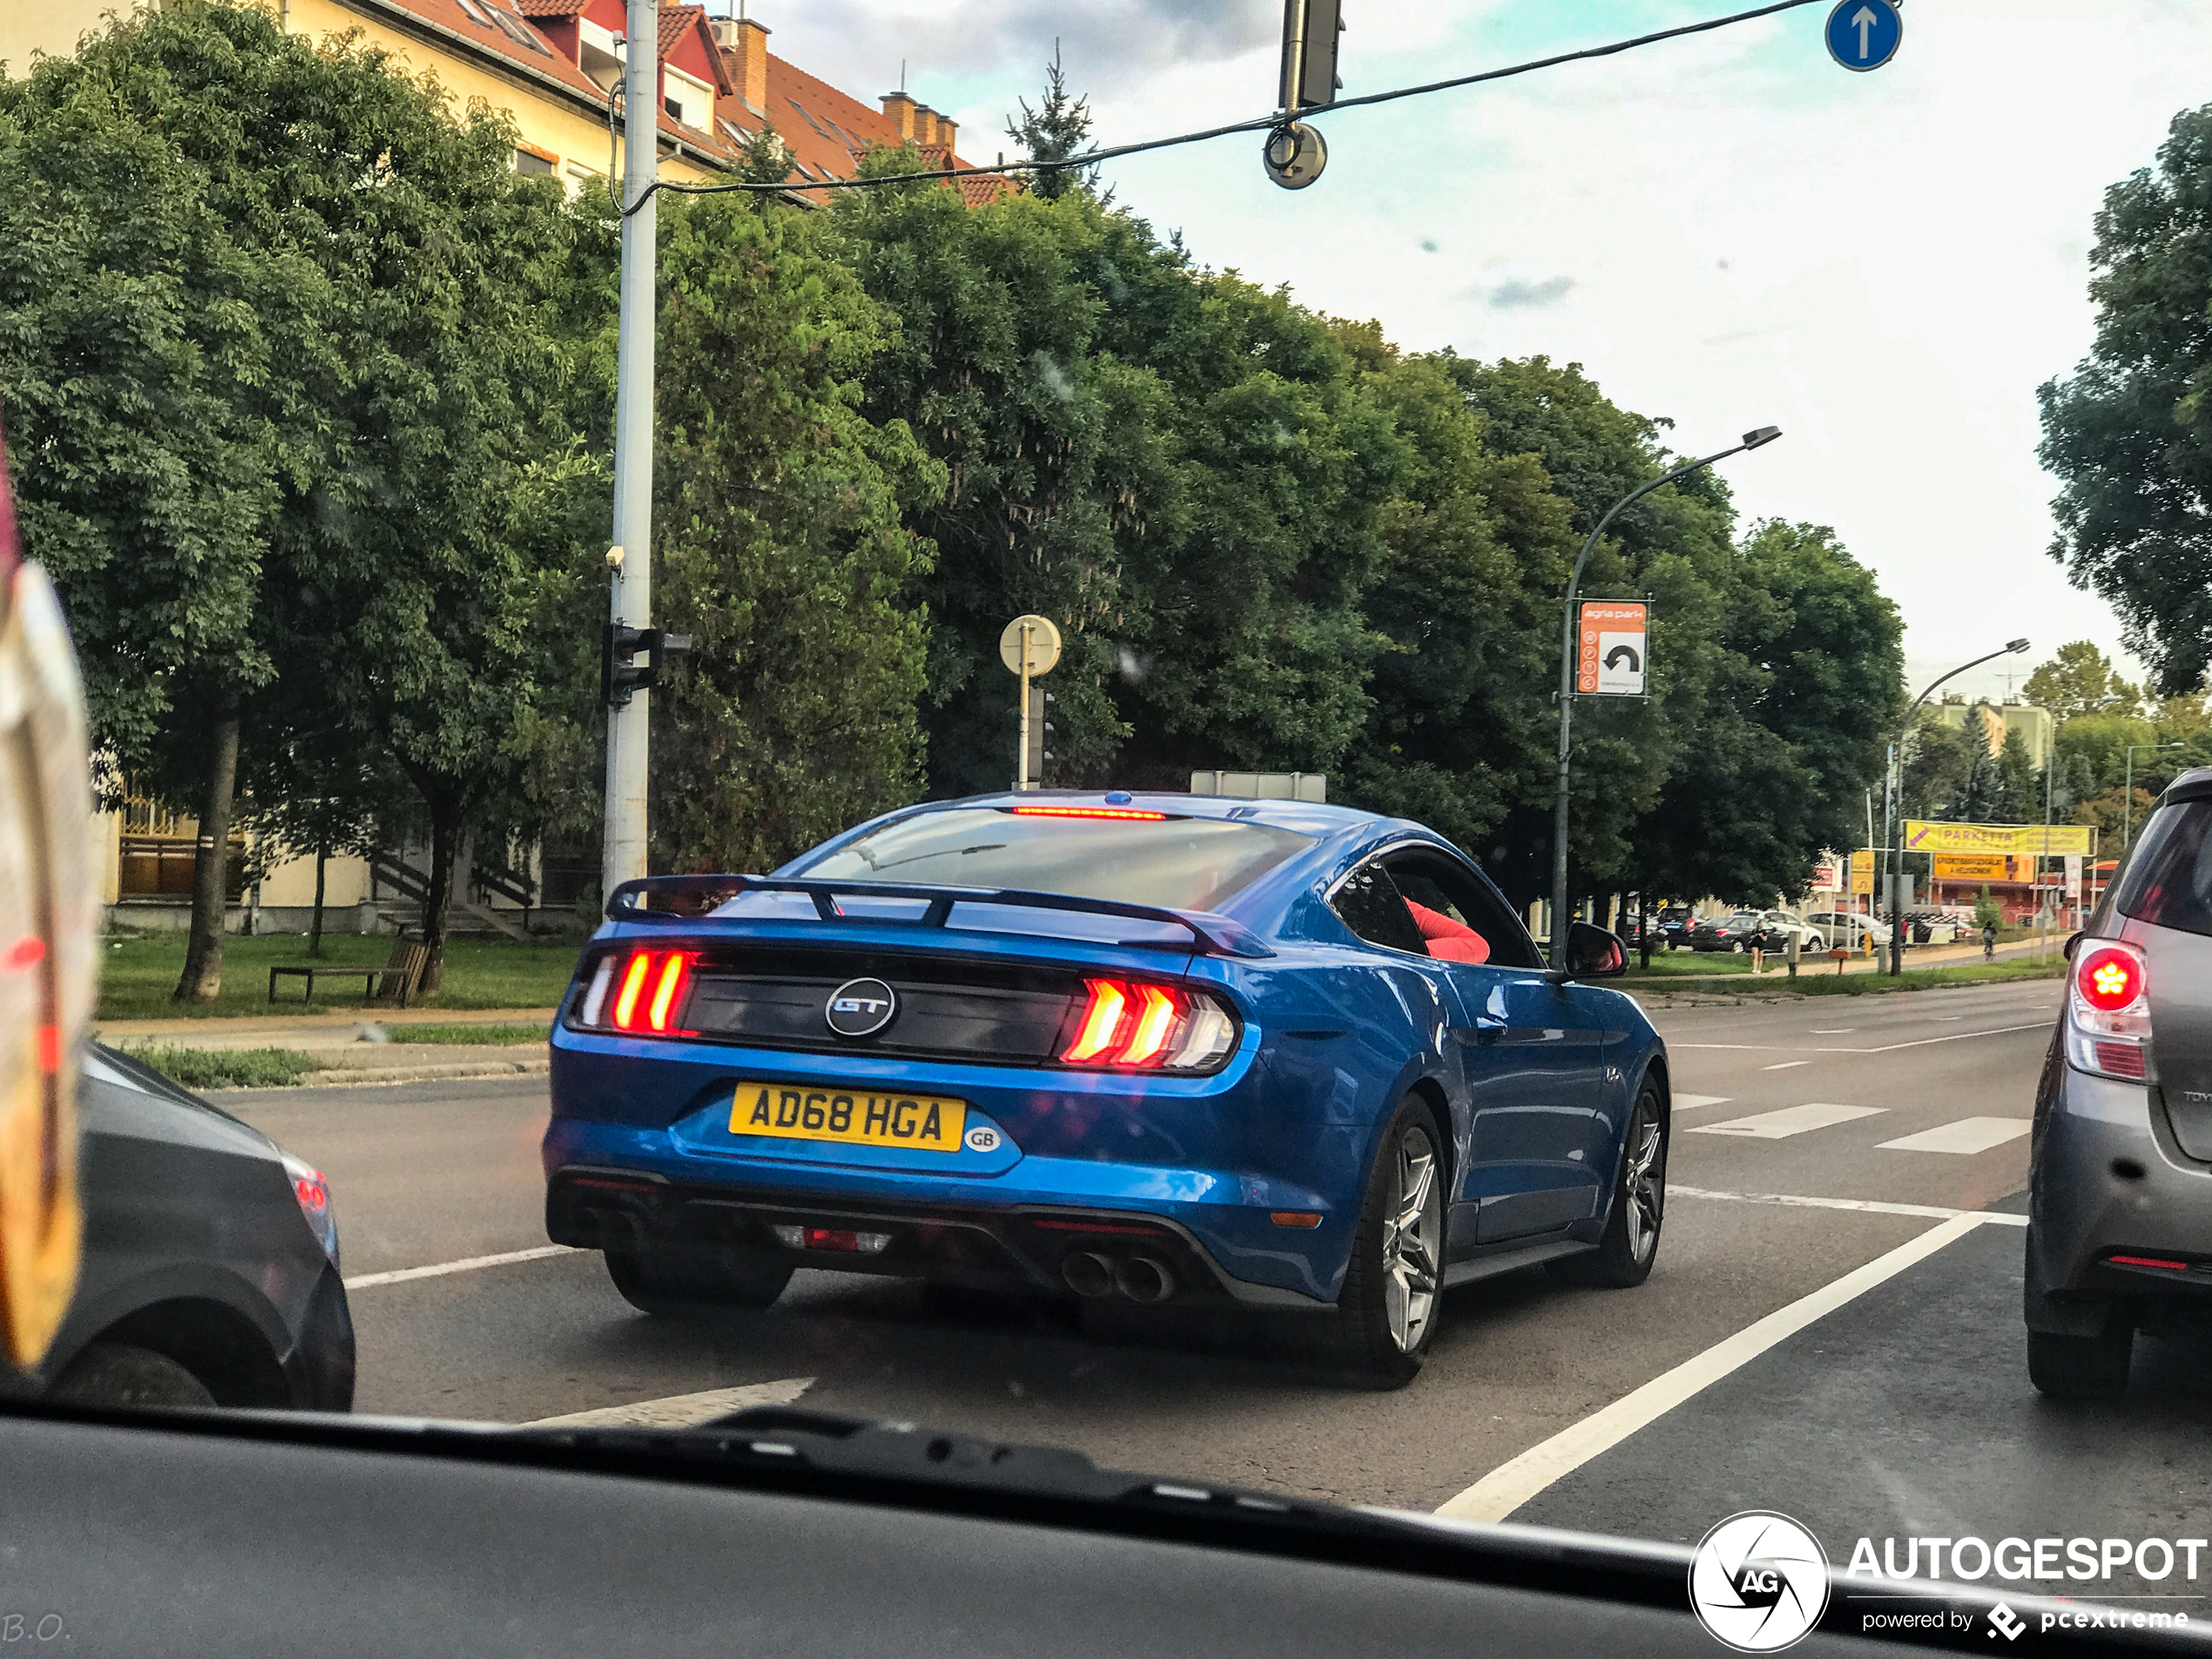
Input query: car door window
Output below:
<box><xmin>1384</xmin><ymin>849</ymin><xmax>1546</xmax><ymax>971</ymax></box>
<box><xmin>1328</xmin><ymin>862</ymin><xmax>1427</xmax><ymax>955</ymax></box>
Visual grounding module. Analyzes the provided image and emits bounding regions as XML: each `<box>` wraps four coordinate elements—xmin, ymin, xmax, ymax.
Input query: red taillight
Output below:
<box><xmin>604</xmin><ymin>948</ymin><xmax>695</xmax><ymax>1035</ymax></box>
<box><xmin>2094</xmin><ymin>1042</ymin><xmax>2148</xmax><ymax>1079</ymax></box>
<box><xmin>2077</xmin><ymin>946</ymin><xmax>2144</xmax><ymax>1013</ymax></box>
<box><xmin>610</xmin><ymin>951</ymin><xmax>654</xmax><ymax>1029</ymax></box>
<box><xmin>1008</xmin><ymin>806</ymin><xmax>1169</xmax><ymax>820</ymax></box>
<box><xmin>1064</xmin><ymin>979</ymin><xmax>1131</xmax><ymax>1062</ymax></box>
<box><xmin>2109</xmin><ymin>1253</ymin><xmax>2190</xmax><ymax>1271</ymax></box>
<box><xmin>293</xmin><ymin>1172</ymin><xmax>328</xmax><ymax>1214</ymax></box>
<box><xmin>1059</xmin><ymin>978</ymin><xmax>1235</xmax><ymax>1070</ymax></box>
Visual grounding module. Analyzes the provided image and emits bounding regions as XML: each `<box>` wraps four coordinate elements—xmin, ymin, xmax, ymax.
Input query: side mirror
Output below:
<box><xmin>1551</xmin><ymin>921</ymin><xmax>1627</xmax><ymax>982</ymax></box>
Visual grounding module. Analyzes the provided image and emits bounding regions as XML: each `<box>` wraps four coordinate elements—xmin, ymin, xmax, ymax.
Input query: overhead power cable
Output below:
<box><xmin>612</xmin><ymin>0</ymin><xmax>1823</xmax><ymax>217</ymax></box>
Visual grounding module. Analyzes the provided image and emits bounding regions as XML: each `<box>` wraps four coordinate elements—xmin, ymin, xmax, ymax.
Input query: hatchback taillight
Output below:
<box><xmin>2066</xmin><ymin>941</ymin><xmax>2154</xmax><ymax>1084</ymax></box>
<box><xmin>1060</xmin><ymin>979</ymin><xmax>1238</xmax><ymax>1072</ymax></box>
<box><xmin>575</xmin><ymin>948</ymin><xmax>697</xmax><ymax>1036</ymax></box>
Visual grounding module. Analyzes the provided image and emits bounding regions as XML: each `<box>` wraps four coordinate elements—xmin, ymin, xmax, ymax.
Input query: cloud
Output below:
<box><xmin>767</xmin><ymin>0</ymin><xmax>1273</xmax><ymax>85</ymax></box>
<box><xmin>1486</xmin><ymin>276</ymin><xmax>1577</xmax><ymax>310</ymax></box>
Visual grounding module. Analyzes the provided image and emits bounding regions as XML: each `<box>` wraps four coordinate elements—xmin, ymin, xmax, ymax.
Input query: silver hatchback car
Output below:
<box><xmin>2026</xmin><ymin>767</ymin><xmax>2212</xmax><ymax>1396</ymax></box>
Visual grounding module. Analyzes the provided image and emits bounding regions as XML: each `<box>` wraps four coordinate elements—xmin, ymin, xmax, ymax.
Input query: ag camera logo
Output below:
<box><xmin>1689</xmin><ymin>1511</ymin><xmax>1831</xmax><ymax>1652</ymax></box>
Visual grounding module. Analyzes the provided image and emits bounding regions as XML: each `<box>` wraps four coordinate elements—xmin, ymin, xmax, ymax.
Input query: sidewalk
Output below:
<box><xmin>93</xmin><ymin>1007</ymin><xmax>558</xmax><ymax>1089</ymax></box>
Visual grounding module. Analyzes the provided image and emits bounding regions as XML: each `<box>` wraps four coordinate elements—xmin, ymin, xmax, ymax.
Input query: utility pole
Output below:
<box><xmin>603</xmin><ymin>0</ymin><xmax>659</xmax><ymax>903</ymax></box>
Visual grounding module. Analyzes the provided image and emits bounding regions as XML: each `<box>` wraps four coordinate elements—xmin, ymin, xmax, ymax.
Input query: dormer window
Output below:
<box><xmin>663</xmin><ymin>64</ymin><xmax>713</xmax><ymax>131</ymax></box>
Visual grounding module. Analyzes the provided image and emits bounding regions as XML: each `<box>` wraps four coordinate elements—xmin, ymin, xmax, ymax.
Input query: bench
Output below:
<box><xmin>268</xmin><ymin>934</ymin><xmax>429</xmax><ymax>1008</ymax></box>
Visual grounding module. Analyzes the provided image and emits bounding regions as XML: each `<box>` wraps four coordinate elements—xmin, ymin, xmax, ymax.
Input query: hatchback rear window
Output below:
<box><xmin>2111</xmin><ymin>799</ymin><xmax>2212</xmax><ymax>938</ymax></box>
<box><xmin>793</xmin><ymin>807</ymin><xmax>1314</xmax><ymax>913</ymax></box>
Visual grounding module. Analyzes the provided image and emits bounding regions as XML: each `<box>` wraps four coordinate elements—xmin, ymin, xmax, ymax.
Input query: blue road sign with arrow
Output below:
<box><xmin>1825</xmin><ymin>0</ymin><xmax>1901</xmax><ymax>71</ymax></box>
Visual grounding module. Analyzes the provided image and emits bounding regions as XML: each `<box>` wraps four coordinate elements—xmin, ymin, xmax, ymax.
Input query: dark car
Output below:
<box><xmin>1687</xmin><ymin>909</ymin><xmax>1800</xmax><ymax>954</ymax></box>
<box><xmin>2026</xmin><ymin>766</ymin><xmax>2212</xmax><ymax>1398</ymax></box>
<box><xmin>14</xmin><ymin>1044</ymin><xmax>355</xmax><ymax>1411</ymax></box>
<box><xmin>1621</xmin><ymin>906</ymin><xmax>1691</xmax><ymax>950</ymax></box>
<box><xmin>544</xmin><ymin>792</ymin><xmax>1666</xmax><ymax>1388</ymax></box>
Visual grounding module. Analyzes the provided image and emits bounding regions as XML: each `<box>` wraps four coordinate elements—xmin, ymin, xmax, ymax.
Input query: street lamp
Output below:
<box><xmin>1549</xmin><ymin>426</ymin><xmax>1781</xmax><ymax>967</ymax></box>
<box><xmin>1881</xmin><ymin>637</ymin><xmax>2031</xmax><ymax>974</ymax></box>
<box><xmin>2121</xmin><ymin>741</ymin><xmax>2185</xmax><ymax>858</ymax></box>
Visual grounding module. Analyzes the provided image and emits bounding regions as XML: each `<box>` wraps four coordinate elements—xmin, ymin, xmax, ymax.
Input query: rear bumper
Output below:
<box><xmin>2026</xmin><ymin>1063</ymin><xmax>2212</xmax><ymax>1333</ymax></box>
<box><xmin>280</xmin><ymin>1264</ymin><xmax>356</xmax><ymax>1413</ymax></box>
<box><xmin>545</xmin><ymin>1164</ymin><xmax>1326</xmax><ymax>1308</ymax></box>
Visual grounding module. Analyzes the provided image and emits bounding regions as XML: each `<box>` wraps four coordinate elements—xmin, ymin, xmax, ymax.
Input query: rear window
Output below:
<box><xmin>2112</xmin><ymin>799</ymin><xmax>2212</xmax><ymax>938</ymax></box>
<box><xmin>795</xmin><ymin>807</ymin><xmax>1313</xmax><ymax>913</ymax></box>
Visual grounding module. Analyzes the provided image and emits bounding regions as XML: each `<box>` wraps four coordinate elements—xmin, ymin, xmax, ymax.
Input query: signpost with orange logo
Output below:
<box><xmin>1578</xmin><ymin>602</ymin><xmax>1648</xmax><ymax>697</ymax></box>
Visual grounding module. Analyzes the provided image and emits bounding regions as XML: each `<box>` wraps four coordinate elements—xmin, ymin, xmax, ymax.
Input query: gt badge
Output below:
<box><xmin>825</xmin><ymin>977</ymin><xmax>898</xmax><ymax>1038</ymax></box>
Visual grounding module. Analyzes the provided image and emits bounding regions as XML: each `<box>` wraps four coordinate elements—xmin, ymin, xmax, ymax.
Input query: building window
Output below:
<box><xmin>663</xmin><ymin>64</ymin><xmax>713</xmax><ymax>131</ymax></box>
<box><xmin>490</xmin><ymin>8</ymin><xmax>550</xmax><ymax>54</ymax></box>
<box><xmin>455</xmin><ymin>0</ymin><xmax>493</xmax><ymax>23</ymax></box>
<box><xmin>515</xmin><ymin>147</ymin><xmax>555</xmax><ymax>176</ymax></box>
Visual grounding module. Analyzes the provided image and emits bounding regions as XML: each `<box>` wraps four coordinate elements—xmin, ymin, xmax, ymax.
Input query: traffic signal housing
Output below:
<box><xmin>602</xmin><ymin>624</ymin><xmax>693</xmax><ymax>709</ymax></box>
<box><xmin>1279</xmin><ymin>0</ymin><xmax>1345</xmax><ymax>115</ymax></box>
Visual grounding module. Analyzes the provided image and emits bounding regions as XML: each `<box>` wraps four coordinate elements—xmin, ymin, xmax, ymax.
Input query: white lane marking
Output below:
<box><xmin>1689</xmin><ymin>1103</ymin><xmax>1885</xmax><ymax>1140</ymax></box>
<box><xmin>1433</xmin><ymin>1212</ymin><xmax>1997</xmax><ymax>1523</ymax></box>
<box><xmin>345</xmin><ymin>1244</ymin><xmax>581</xmax><ymax>1290</ymax></box>
<box><xmin>1809</xmin><ymin>1028</ymin><xmax>1855</xmax><ymax>1035</ymax></box>
<box><xmin>528</xmin><ymin>1377</ymin><xmax>814</xmax><ymax>1429</ymax></box>
<box><xmin>1673</xmin><ymin>1094</ymin><xmax>1732</xmax><ymax>1111</ymax></box>
<box><xmin>1878</xmin><ymin>1116</ymin><xmax>2033</xmax><ymax>1156</ymax></box>
<box><xmin>1762</xmin><ymin>1061</ymin><xmax>1810</xmax><ymax>1071</ymax></box>
<box><xmin>1673</xmin><ymin>1184</ymin><xmax>2029</xmax><ymax>1224</ymax></box>
<box><xmin>1673</xmin><ymin>1021</ymin><xmax>2054</xmax><ymax>1055</ymax></box>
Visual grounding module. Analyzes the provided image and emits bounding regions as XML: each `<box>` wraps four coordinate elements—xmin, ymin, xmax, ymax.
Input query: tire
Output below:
<box><xmin>1550</xmin><ymin>1077</ymin><xmax>1667</xmax><ymax>1290</ymax></box>
<box><xmin>605</xmin><ymin>1244</ymin><xmax>793</xmax><ymax>1316</ymax></box>
<box><xmin>2028</xmin><ymin>1323</ymin><xmax>2133</xmax><ymax>1399</ymax></box>
<box><xmin>1729</xmin><ymin>940</ymin><xmax>1744</xmax><ymax>954</ymax></box>
<box><xmin>47</xmin><ymin>1342</ymin><xmax>216</xmax><ymax>1409</ymax></box>
<box><xmin>1313</xmin><ymin>1095</ymin><xmax>1447</xmax><ymax>1388</ymax></box>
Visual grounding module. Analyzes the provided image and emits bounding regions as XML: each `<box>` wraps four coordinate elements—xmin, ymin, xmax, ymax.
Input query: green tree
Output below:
<box><xmin>2</xmin><ymin>1</ymin><xmax>584</xmax><ymax>994</ymax></box>
<box><xmin>1901</xmin><ymin>708</ymin><xmax>1975</xmax><ymax>820</ymax></box>
<box><xmin>2023</xmin><ymin>640</ymin><xmax>2141</xmax><ymax>721</ymax></box>
<box><xmin>644</xmin><ymin>193</ymin><xmax>946</xmax><ymax>871</ymax></box>
<box><xmin>2040</xmin><ymin>105</ymin><xmax>2212</xmax><ymax>694</ymax></box>
<box><xmin>1003</xmin><ymin>44</ymin><xmax>1097</xmax><ymax>201</ymax></box>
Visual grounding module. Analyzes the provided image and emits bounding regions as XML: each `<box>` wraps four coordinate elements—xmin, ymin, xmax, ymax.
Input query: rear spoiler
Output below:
<box><xmin>604</xmin><ymin>874</ymin><xmax>1275</xmax><ymax>960</ymax></box>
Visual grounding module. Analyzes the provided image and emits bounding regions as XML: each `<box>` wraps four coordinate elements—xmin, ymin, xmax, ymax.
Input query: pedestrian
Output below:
<box><xmin>1982</xmin><ymin>920</ymin><xmax>1997</xmax><ymax>963</ymax></box>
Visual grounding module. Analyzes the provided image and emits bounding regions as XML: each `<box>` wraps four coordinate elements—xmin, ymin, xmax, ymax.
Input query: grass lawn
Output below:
<box><xmin>118</xmin><ymin>1045</ymin><xmax>323</xmax><ymax>1089</ymax></box>
<box><xmin>1621</xmin><ymin>949</ymin><xmax>1757</xmax><ymax>975</ymax></box>
<box><xmin>1627</xmin><ymin>958</ymin><xmax>2066</xmax><ymax>998</ymax></box>
<box><xmin>98</xmin><ymin>933</ymin><xmax>580</xmax><ymax>1022</ymax></box>
<box><xmin>382</xmin><ymin>1022</ymin><xmax>549</xmax><ymax>1045</ymax></box>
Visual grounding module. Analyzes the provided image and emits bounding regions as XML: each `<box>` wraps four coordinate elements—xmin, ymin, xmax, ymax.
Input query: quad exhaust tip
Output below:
<box><xmin>1060</xmin><ymin>1250</ymin><xmax>1176</xmax><ymax>1303</ymax></box>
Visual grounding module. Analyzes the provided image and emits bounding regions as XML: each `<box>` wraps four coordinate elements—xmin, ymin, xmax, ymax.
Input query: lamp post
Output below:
<box><xmin>1549</xmin><ymin>426</ymin><xmax>1781</xmax><ymax>968</ymax></box>
<box><xmin>2121</xmin><ymin>741</ymin><xmax>2185</xmax><ymax>859</ymax></box>
<box><xmin>1881</xmin><ymin>638</ymin><xmax>2030</xmax><ymax>975</ymax></box>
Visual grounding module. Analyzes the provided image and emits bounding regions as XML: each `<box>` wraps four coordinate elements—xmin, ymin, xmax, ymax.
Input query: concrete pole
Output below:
<box><xmin>603</xmin><ymin>0</ymin><xmax>659</xmax><ymax>901</ymax></box>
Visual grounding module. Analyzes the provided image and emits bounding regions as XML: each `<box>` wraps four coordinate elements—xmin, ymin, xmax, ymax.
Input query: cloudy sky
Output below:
<box><xmin>744</xmin><ymin>0</ymin><xmax>2210</xmax><ymax>705</ymax></box>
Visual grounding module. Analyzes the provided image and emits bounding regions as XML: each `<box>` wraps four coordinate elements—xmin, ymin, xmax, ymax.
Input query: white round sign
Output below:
<box><xmin>1687</xmin><ymin>1511</ymin><xmax>1831</xmax><ymax>1653</ymax></box>
<box><xmin>998</xmin><ymin>615</ymin><xmax>1062</xmax><ymax>678</ymax></box>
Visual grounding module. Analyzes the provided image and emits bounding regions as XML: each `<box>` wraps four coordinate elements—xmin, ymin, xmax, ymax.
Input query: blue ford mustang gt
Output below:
<box><xmin>543</xmin><ymin>791</ymin><xmax>1669</xmax><ymax>1385</ymax></box>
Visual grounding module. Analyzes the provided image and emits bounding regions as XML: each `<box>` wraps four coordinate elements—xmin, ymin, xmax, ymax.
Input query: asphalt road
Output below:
<box><xmin>223</xmin><ymin>975</ymin><xmax>2209</xmax><ymax>1581</ymax></box>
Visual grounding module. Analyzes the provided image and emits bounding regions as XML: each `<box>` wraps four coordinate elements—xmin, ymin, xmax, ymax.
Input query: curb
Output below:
<box><xmin>293</xmin><ymin>1059</ymin><xmax>552</xmax><ymax>1089</ymax></box>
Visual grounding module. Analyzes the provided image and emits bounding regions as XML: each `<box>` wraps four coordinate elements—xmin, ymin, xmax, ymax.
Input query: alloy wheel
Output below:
<box><xmin>1379</xmin><ymin>1125</ymin><xmax>1442</xmax><ymax>1352</ymax></box>
<box><xmin>1620</xmin><ymin>1098</ymin><xmax>1665</xmax><ymax>1264</ymax></box>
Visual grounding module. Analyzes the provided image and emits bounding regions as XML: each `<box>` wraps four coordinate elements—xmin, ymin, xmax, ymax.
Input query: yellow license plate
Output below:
<box><xmin>728</xmin><ymin>1082</ymin><xmax>968</xmax><ymax>1153</ymax></box>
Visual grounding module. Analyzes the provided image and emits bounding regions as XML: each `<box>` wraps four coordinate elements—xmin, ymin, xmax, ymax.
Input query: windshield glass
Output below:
<box><xmin>796</xmin><ymin>808</ymin><xmax>1312</xmax><ymax>912</ymax></box>
<box><xmin>10</xmin><ymin>0</ymin><xmax>2204</xmax><ymax>1644</ymax></box>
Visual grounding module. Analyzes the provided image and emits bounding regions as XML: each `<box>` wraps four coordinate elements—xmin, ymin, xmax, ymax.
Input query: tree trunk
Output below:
<box><xmin>308</xmin><ymin>844</ymin><xmax>327</xmax><ymax>958</ymax></box>
<box><xmin>173</xmin><ymin>686</ymin><xmax>242</xmax><ymax>1003</ymax></box>
<box><xmin>418</xmin><ymin>808</ymin><xmax>464</xmax><ymax>995</ymax></box>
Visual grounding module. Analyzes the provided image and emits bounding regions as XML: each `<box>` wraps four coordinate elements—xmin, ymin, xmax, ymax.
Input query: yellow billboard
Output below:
<box><xmin>1905</xmin><ymin>821</ymin><xmax>2094</xmax><ymax>857</ymax></box>
<box><xmin>1932</xmin><ymin>853</ymin><xmax>2012</xmax><ymax>881</ymax></box>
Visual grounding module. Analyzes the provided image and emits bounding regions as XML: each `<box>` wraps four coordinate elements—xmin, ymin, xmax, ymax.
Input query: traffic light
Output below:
<box><xmin>1279</xmin><ymin>0</ymin><xmax>1345</xmax><ymax>115</ymax></box>
<box><xmin>1026</xmin><ymin>685</ymin><xmax>1055</xmax><ymax>782</ymax></box>
<box><xmin>602</xmin><ymin>624</ymin><xmax>693</xmax><ymax>709</ymax></box>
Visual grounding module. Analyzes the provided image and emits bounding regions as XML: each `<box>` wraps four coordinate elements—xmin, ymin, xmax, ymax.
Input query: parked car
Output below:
<box><xmin>1905</xmin><ymin>911</ymin><xmax>1960</xmax><ymax>945</ymax></box>
<box><xmin>1688</xmin><ymin>909</ymin><xmax>1808</xmax><ymax>953</ymax></box>
<box><xmin>2026</xmin><ymin>767</ymin><xmax>2212</xmax><ymax>1398</ymax></box>
<box><xmin>1802</xmin><ymin>911</ymin><xmax>1891</xmax><ymax>950</ymax></box>
<box><xmin>13</xmin><ymin>1044</ymin><xmax>356</xmax><ymax>1411</ymax></box>
<box><xmin>1624</xmin><ymin>905</ymin><xmax>1694</xmax><ymax>950</ymax></box>
<box><xmin>543</xmin><ymin>792</ymin><xmax>1669</xmax><ymax>1388</ymax></box>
